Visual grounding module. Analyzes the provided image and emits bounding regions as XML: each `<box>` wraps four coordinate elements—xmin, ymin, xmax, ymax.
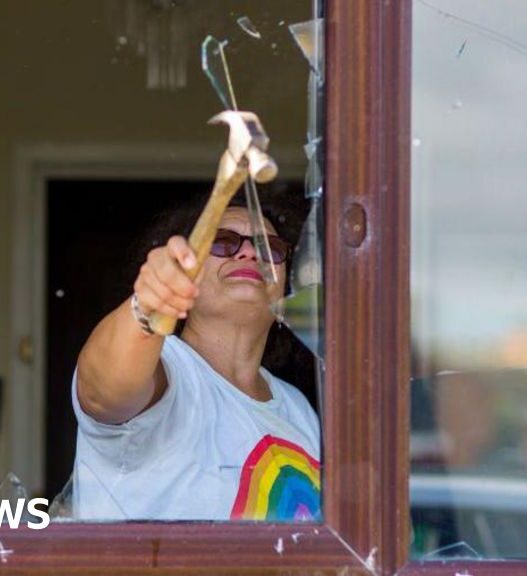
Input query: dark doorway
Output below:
<box><xmin>45</xmin><ymin>177</ymin><xmax>314</xmax><ymax>501</ymax></box>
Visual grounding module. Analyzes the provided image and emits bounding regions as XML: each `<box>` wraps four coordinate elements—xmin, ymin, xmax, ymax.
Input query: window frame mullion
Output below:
<box><xmin>325</xmin><ymin>0</ymin><xmax>411</xmax><ymax>572</ymax></box>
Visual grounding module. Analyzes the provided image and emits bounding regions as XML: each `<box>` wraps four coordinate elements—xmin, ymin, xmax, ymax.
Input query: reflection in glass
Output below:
<box><xmin>411</xmin><ymin>0</ymin><xmax>527</xmax><ymax>560</ymax></box>
<box><xmin>106</xmin><ymin>0</ymin><xmax>189</xmax><ymax>91</ymax></box>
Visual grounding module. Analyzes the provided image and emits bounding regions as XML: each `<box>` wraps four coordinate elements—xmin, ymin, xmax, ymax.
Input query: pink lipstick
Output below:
<box><xmin>226</xmin><ymin>269</ymin><xmax>264</xmax><ymax>281</ymax></box>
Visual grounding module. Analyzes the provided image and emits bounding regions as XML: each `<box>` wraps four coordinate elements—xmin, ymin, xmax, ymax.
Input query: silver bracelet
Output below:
<box><xmin>130</xmin><ymin>293</ymin><xmax>156</xmax><ymax>336</ymax></box>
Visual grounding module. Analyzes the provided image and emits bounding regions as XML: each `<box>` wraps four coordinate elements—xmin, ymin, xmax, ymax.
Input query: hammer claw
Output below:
<box><xmin>148</xmin><ymin>110</ymin><xmax>278</xmax><ymax>336</ymax></box>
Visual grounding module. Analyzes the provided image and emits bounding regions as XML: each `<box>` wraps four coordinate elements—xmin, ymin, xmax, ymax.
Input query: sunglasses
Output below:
<box><xmin>211</xmin><ymin>228</ymin><xmax>290</xmax><ymax>264</ymax></box>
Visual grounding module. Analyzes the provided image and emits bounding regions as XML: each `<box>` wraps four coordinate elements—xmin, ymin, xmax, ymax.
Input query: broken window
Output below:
<box><xmin>1</xmin><ymin>0</ymin><xmax>327</xmax><ymax>527</ymax></box>
<box><xmin>411</xmin><ymin>0</ymin><xmax>527</xmax><ymax>560</ymax></box>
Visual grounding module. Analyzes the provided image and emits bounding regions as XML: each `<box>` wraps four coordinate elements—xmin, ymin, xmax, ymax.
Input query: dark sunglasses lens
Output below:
<box><xmin>211</xmin><ymin>230</ymin><xmax>241</xmax><ymax>257</ymax></box>
<box><xmin>265</xmin><ymin>236</ymin><xmax>289</xmax><ymax>264</ymax></box>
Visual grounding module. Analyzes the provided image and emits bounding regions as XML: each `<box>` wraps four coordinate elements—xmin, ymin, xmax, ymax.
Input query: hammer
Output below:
<box><xmin>148</xmin><ymin>110</ymin><xmax>278</xmax><ymax>336</ymax></box>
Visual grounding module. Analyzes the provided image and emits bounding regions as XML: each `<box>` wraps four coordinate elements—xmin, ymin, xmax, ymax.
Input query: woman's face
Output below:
<box><xmin>192</xmin><ymin>206</ymin><xmax>287</xmax><ymax>323</ymax></box>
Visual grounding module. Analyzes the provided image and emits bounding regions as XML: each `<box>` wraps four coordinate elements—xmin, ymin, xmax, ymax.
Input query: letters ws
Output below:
<box><xmin>0</xmin><ymin>498</ymin><xmax>50</xmax><ymax>529</ymax></box>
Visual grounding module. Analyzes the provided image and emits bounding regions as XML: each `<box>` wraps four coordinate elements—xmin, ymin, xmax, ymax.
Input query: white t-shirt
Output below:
<box><xmin>72</xmin><ymin>335</ymin><xmax>321</xmax><ymax>521</ymax></box>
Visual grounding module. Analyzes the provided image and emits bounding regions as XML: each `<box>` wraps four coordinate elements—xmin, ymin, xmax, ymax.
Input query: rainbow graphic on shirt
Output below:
<box><xmin>230</xmin><ymin>435</ymin><xmax>321</xmax><ymax>521</ymax></box>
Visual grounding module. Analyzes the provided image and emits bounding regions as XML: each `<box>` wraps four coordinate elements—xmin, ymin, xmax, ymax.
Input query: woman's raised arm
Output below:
<box><xmin>76</xmin><ymin>237</ymin><xmax>199</xmax><ymax>424</ymax></box>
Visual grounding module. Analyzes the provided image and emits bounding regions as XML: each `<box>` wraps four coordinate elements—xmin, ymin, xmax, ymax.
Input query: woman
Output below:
<box><xmin>72</xmin><ymin>197</ymin><xmax>320</xmax><ymax>521</ymax></box>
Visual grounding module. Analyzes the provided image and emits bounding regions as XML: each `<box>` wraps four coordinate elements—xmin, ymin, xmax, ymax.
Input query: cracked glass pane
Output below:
<box><xmin>274</xmin><ymin>15</ymin><xmax>325</xmax><ymax>364</ymax></box>
<box><xmin>412</xmin><ymin>0</ymin><xmax>527</xmax><ymax>560</ymax></box>
<box><xmin>2</xmin><ymin>0</ymin><xmax>337</xmax><ymax>540</ymax></box>
<box><xmin>274</xmin><ymin>199</ymin><xmax>324</xmax><ymax>361</ymax></box>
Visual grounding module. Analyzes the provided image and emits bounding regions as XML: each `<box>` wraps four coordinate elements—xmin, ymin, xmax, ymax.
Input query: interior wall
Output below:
<box><xmin>0</xmin><ymin>152</ymin><xmax>9</xmax><ymax>469</ymax></box>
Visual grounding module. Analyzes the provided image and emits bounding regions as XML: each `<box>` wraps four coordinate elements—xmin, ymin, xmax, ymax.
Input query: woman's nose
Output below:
<box><xmin>234</xmin><ymin>238</ymin><xmax>257</xmax><ymax>260</ymax></box>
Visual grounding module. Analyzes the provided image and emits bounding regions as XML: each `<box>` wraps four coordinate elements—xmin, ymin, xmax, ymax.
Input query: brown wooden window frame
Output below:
<box><xmin>3</xmin><ymin>1</ymin><xmax>526</xmax><ymax>574</ymax></box>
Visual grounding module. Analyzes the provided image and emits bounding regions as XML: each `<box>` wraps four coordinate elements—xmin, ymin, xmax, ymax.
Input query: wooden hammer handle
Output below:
<box><xmin>148</xmin><ymin>153</ymin><xmax>248</xmax><ymax>336</ymax></box>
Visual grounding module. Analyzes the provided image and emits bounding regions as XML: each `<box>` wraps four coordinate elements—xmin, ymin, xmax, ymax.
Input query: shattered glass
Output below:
<box><xmin>243</xmin><ymin>177</ymin><xmax>279</xmax><ymax>284</ymax></box>
<box><xmin>271</xmin><ymin>15</ymin><xmax>325</xmax><ymax>362</ymax></box>
<box><xmin>0</xmin><ymin>473</ymin><xmax>38</xmax><ymax>526</ymax></box>
<box><xmin>289</xmin><ymin>19</ymin><xmax>325</xmax><ymax>83</ymax></box>
<box><xmin>273</xmin><ymin>200</ymin><xmax>324</xmax><ymax>360</ymax></box>
<box><xmin>411</xmin><ymin>0</ymin><xmax>527</xmax><ymax>561</ymax></box>
<box><xmin>0</xmin><ymin>473</ymin><xmax>30</xmax><ymax>522</ymax></box>
<box><xmin>3</xmin><ymin>0</ymin><xmax>333</xmax><ymax>535</ymax></box>
<box><xmin>201</xmin><ymin>21</ymin><xmax>326</xmax><ymax>351</ymax></box>
<box><xmin>198</xmin><ymin>10</ymin><xmax>327</xmax><ymax>527</ymax></box>
<box><xmin>201</xmin><ymin>36</ymin><xmax>238</xmax><ymax>111</ymax></box>
<box><xmin>201</xmin><ymin>35</ymin><xmax>278</xmax><ymax>284</ymax></box>
<box><xmin>236</xmin><ymin>16</ymin><xmax>262</xmax><ymax>40</ymax></box>
<box><xmin>48</xmin><ymin>474</ymin><xmax>74</xmax><ymax>522</ymax></box>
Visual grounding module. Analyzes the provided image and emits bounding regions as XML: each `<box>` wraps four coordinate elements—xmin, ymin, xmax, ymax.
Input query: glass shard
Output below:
<box><xmin>201</xmin><ymin>35</ymin><xmax>237</xmax><ymax>110</ymax></box>
<box><xmin>244</xmin><ymin>179</ymin><xmax>278</xmax><ymax>284</ymax></box>
<box><xmin>49</xmin><ymin>474</ymin><xmax>74</xmax><ymax>521</ymax></box>
<box><xmin>289</xmin><ymin>19</ymin><xmax>325</xmax><ymax>82</ymax></box>
<box><xmin>290</xmin><ymin>200</ymin><xmax>323</xmax><ymax>292</ymax></box>
<box><xmin>290</xmin><ymin>19</ymin><xmax>325</xmax><ymax>201</ymax></box>
<box><xmin>275</xmin><ymin>200</ymin><xmax>324</xmax><ymax>359</ymax></box>
<box><xmin>274</xmin><ymin>16</ymin><xmax>325</xmax><ymax>357</ymax></box>
<box><xmin>304</xmin><ymin>138</ymin><xmax>321</xmax><ymax>161</ymax></box>
<box><xmin>236</xmin><ymin>16</ymin><xmax>262</xmax><ymax>40</ymax></box>
<box><xmin>0</xmin><ymin>472</ymin><xmax>27</xmax><ymax>505</ymax></box>
<box><xmin>304</xmin><ymin>138</ymin><xmax>323</xmax><ymax>200</ymax></box>
<box><xmin>0</xmin><ymin>472</ymin><xmax>32</xmax><ymax>524</ymax></box>
<box><xmin>201</xmin><ymin>35</ymin><xmax>278</xmax><ymax>284</ymax></box>
<box><xmin>272</xmin><ymin>283</ymin><xmax>324</xmax><ymax>360</ymax></box>
<box><xmin>272</xmin><ymin>200</ymin><xmax>324</xmax><ymax>358</ymax></box>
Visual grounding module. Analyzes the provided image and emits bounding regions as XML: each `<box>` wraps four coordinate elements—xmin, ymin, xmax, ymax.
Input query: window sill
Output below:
<box><xmin>0</xmin><ymin>522</ymin><xmax>372</xmax><ymax>574</ymax></box>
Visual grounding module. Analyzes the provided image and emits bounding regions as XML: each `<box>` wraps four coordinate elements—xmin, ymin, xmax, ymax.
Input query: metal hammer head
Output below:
<box><xmin>209</xmin><ymin>111</ymin><xmax>278</xmax><ymax>183</ymax></box>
